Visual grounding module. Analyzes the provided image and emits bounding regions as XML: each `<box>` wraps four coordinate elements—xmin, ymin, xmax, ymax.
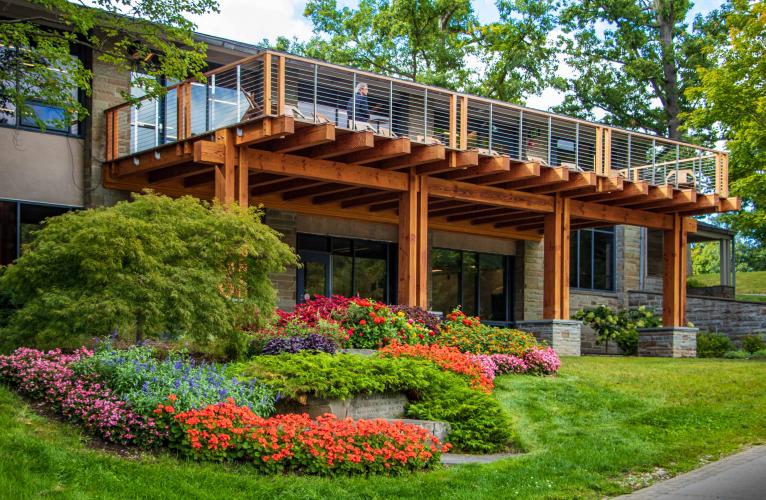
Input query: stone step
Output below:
<box><xmin>381</xmin><ymin>418</ymin><xmax>451</xmax><ymax>442</ymax></box>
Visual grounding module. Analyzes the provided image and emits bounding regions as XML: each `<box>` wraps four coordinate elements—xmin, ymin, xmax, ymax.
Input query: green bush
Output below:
<box><xmin>697</xmin><ymin>332</ymin><xmax>734</xmax><ymax>358</ymax></box>
<box><xmin>741</xmin><ymin>334</ymin><xmax>765</xmax><ymax>354</ymax></box>
<box><xmin>723</xmin><ymin>350</ymin><xmax>750</xmax><ymax>359</ymax></box>
<box><xmin>0</xmin><ymin>193</ymin><xmax>297</xmax><ymax>356</ymax></box>
<box><xmin>751</xmin><ymin>349</ymin><xmax>766</xmax><ymax>359</ymax></box>
<box><xmin>573</xmin><ymin>305</ymin><xmax>660</xmax><ymax>355</ymax></box>
<box><xmin>235</xmin><ymin>353</ymin><xmax>516</xmax><ymax>453</ymax></box>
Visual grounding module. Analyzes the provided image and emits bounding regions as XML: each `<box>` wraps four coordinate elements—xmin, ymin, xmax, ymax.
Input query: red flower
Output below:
<box><xmin>359</xmin><ymin>319</ymin><xmax>367</xmax><ymax>326</ymax></box>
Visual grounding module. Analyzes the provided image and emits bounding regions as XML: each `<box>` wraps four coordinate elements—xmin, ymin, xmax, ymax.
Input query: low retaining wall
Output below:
<box><xmin>628</xmin><ymin>290</ymin><xmax>766</xmax><ymax>345</ymax></box>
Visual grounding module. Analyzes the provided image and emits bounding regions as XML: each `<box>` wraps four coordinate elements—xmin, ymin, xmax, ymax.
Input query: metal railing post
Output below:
<box><xmin>389</xmin><ymin>81</ymin><xmax>393</xmax><ymax>134</ymax></box>
<box><xmin>627</xmin><ymin>133</ymin><xmax>632</xmax><ymax>181</ymax></box>
<box><xmin>547</xmin><ymin>116</ymin><xmax>552</xmax><ymax>165</ymax></box>
<box><xmin>575</xmin><ymin>122</ymin><xmax>580</xmax><ymax>169</ymax></box>
<box><xmin>651</xmin><ymin>138</ymin><xmax>656</xmax><ymax>184</ymax></box>
<box><xmin>488</xmin><ymin>103</ymin><xmax>493</xmax><ymax>152</ymax></box>
<box><xmin>424</xmin><ymin>89</ymin><xmax>428</xmax><ymax>140</ymax></box>
<box><xmin>313</xmin><ymin>64</ymin><xmax>318</xmax><ymax>122</ymax></box>
<box><xmin>132</xmin><ymin>106</ymin><xmax>138</xmax><ymax>153</ymax></box>
<box><xmin>352</xmin><ymin>72</ymin><xmax>356</xmax><ymax>129</ymax></box>
<box><xmin>236</xmin><ymin>65</ymin><xmax>241</xmax><ymax>120</ymax></box>
<box><xmin>210</xmin><ymin>74</ymin><xmax>216</xmax><ymax>129</ymax></box>
<box><xmin>518</xmin><ymin>110</ymin><xmax>524</xmax><ymax>159</ymax></box>
<box><xmin>675</xmin><ymin>144</ymin><xmax>680</xmax><ymax>188</ymax></box>
<box><xmin>154</xmin><ymin>98</ymin><xmax>159</xmax><ymax>147</ymax></box>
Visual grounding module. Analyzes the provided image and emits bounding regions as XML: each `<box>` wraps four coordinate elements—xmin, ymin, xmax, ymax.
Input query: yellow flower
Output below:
<box><xmin>397</xmin><ymin>311</ymin><xmax>405</xmax><ymax>317</ymax></box>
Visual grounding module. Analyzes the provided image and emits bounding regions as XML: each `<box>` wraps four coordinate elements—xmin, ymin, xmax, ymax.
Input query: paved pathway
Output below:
<box><xmin>618</xmin><ymin>446</ymin><xmax>766</xmax><ymax>499</ymax></box>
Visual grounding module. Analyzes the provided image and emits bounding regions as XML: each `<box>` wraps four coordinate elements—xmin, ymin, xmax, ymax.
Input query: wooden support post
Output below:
<box><xmin>594</xmin><ymin>126</ymin><xmax>603</xmax><ymax>174</ymax></box>
<box><xmin>105</xmin><ymin>110</ymin><xmax>113</xmax><ymax>161</ymax></box>
<box><xmin>543</xmin><ymin>193</ymin><xmax>570</xmax><ymax>319</ymax></box>
<box><xmin>663</xmin><ymin>214</ymin><xmax>688</xmax><ymax>327</ymax></box>
<box><xmin>459</xmin><ymin>96</ymin><xmax>468</xmax><ymax>150</ymax></box>
<box><xmin>277</xmin><ymin>55</ymin><xmax>286</xmax><ymax>116</ymax></box>
<box><xmin>416</xmin><ymin>176</ymin><xmax>429</xmax><ymax>308</ymax></box>
<box><xmin>214</xmin><ymin>129</ymin><xmax>236</xmax><ymax>205</ymax></box>
<box><xmin>398</xmin><ymin>171</ymin><xmax>418</xmax><ymax>305</ymax></box>
<box><xmin>449</xmin><ymin>94</ymin><xmax>457</xmax><ymax>149</ymax></box>
<box><xmin>183</xmin><ymin>83</ymin><xmax>192</xmax><ymax>140</ymax></box>
<box><xmin>237</xmin><ymin>146</ymin><xmax>249</xmax><ymax>207</ymax></box>
<box><xmin>603</xmin><ymin>128</ymin><xmax>612</xmax><ymax>177</ymax></box>
<box><xmin>263</xmin><ymin>53</ymin><xmax>273</xmax><ymax>116</ymax></box>
<box><xmin>176</xmin><ymin>84</ymin><xmax>184</xmax><ymax>141</ymax></box>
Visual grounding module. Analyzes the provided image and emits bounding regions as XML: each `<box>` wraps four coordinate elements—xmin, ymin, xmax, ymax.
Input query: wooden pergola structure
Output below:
<box><xmin>103</xmin><ymin>51</ymin><xmax>739</xmax><ymax>327</ymax></box>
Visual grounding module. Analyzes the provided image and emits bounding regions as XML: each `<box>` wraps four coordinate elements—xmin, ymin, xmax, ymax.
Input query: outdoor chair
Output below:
<box><xmin>241</xmin><ymin>91</ymin><xmax>263</xmax><ymax>121</ymax></box>
<box><xmin>666</xmin><ymin>168</ymin><xmax>696</xmax><ymax>189</ymax></box>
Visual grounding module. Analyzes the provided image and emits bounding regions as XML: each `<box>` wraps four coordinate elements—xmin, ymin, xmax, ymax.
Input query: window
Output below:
<box><xmin>0</xmin><ymin>200</ymin><xmax>75</xmax><ymax>265</ymax></box>
<box><xmin>0</xmin><ymin>46</ymin><xmax>83</xmax><ymax>136</ymax></box>
<box><xmin>295</xmin><ymin>234</ymin><xmax>395</xmax><ymax>303</ymax></box>
<box><xmin>570</xmin><ymin>227</ymin><xmax>615</xmax><ymax>291</ymax></box>
<box><xmin>431</xmin><ymin>248</ymin><xmax>513</xmax><ymax>324</ymax></box>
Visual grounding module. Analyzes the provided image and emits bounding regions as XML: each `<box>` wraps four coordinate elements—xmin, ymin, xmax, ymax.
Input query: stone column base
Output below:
<box><xmin>638</xmin><ymin>327</ymin><xmax>698</xmax><ymax>357</ymax></box>
<box><xmin>515</xmin><ymin>320</ymin><xmax>582</xmax><ymax>356</ymax></box>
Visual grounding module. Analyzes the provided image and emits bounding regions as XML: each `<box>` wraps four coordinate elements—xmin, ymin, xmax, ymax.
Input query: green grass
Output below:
<box><xmin>2</xmin><ymin>357</ymin><xmax>766</xmax><ymax>499</ymax></box>
<box><xmin>690</xmin><ymin>270</ymin><xmax>766</xmax><ymax>302</ymax></box>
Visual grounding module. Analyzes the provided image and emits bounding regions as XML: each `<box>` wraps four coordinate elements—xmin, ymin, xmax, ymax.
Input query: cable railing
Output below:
<box><xmin>104</xmin><ymin>50</ymin><xmax>729</xmax><ymax>198</ymax></box>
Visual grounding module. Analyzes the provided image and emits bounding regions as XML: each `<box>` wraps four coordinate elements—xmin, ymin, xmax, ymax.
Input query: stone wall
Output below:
<box><xmin>628</xmin><ymin>290</ymin><xmax>766</xmax><ymax>345</ymax></box>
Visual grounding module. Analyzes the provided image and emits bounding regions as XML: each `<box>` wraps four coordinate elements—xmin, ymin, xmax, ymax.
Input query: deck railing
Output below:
<box><xmin>105</xmin><ymin>50</ymin><xmax>729</xmax><ymax>198</ymax></box>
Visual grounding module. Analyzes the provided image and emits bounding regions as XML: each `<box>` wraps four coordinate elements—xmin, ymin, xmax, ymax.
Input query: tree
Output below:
<box><xmin>690</xmin><ymin>241</ymin><xmax>720</xmax><ymax>275</ymax></box>
<box><xmin>686</xmin><ymin>0</ymin><xmax>766</xmax><ymax>244</ymax></box>
<box><xmin>0</xmin><ymin>0</ymin><xmax>218</xmax><ymax>130</ymax></box>
<box><xmin>0</xmin><ymin>193</ymin><xmax>297</xmax><ymax>356</ymax></box>
<box><xmin>551</xmin><ymin>0</ymin><xmax>728</xmax><ymax>140</ymax></box>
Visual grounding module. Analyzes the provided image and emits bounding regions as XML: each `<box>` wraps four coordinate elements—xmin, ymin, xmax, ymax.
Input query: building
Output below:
<box><xmin>2</xmin><ymin>1</ymin><xmax>756</xmax><ymax>356</ymax></box>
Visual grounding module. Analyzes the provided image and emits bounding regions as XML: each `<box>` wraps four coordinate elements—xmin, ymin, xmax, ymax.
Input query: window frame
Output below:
<box><xmin>0</xmin><ymin>198</ymin><xmax>80</xmax><ymax>265</ymax></box>
<box><xmin>570</xmin><ymin>226</ymin><xmax>617</xmax><ymax>292</ymax></box>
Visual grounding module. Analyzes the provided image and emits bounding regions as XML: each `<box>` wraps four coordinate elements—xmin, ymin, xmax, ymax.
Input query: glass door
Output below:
<box><xmin>296</xmin><ymin>250</ymin><xmax>330</xmax><ymax>302</ymax></box>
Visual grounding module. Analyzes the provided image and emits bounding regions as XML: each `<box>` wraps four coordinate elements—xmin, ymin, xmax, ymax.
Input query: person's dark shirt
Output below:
<box><xmin>346</xmin><ymin>93</ymin><xmax>370</xmax><ymax>123</ymax></box>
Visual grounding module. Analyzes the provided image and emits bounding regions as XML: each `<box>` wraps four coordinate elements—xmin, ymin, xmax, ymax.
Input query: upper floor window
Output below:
<box><xmin>570</xmin><ymin>227</ymin><xmax>615</xmax><ymax>291</ymax></box>
<box><xmin>0</xmin><ymin>46</ymin><xmax>82</xmax><ymax>136</ymax></box>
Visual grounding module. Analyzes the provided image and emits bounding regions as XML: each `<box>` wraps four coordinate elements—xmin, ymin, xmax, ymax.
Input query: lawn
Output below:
<box><xmin>690</xmin><ymin>270</ymin><xmax>766</xmax><ymax>302</ymax></box>
<box><xmin>2</xmin><ymin>357</ymin><xmax>765</xmax><ymax>499</ymax></box>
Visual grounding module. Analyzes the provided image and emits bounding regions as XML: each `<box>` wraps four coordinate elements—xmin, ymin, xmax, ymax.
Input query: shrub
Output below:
<box><xmin>344</xmin><ymin>299</ymin><xmax>436</xmax><ymax>348</ymax></box>
<box><xmin>0</xmin><ymin>193</ymin><xmax>297</xmax><ymax>356</ymax></box>
<box><xmin>246</xmin><ymin>317</ymin><xmax>346</xmax><ymax>356</ymax></box>
<box><xmin>379</xmin><ymin>342</ymin><xmax>494</xmax><ymax>392</ymax></box>
<box><xmin>262</xmin><ymin>334</ymin><xmax>337</xmax><ymax>355</ymax></box>
<box><xmin>697</xmin><ymin>332</ymin><xmax>734</xmax><ymax>358</ymax></box>
<box><xmin>438</xmin><ymin>308</ymin><xmax>540</xmax><ymax>356</ymax></box>
<box><xmin>0</xmin><ymin>347</ymin><xmax>165</xmax><ymax>447</ymax></box>
<box><xmin>238</xmin><ymin>353</ymin><xmax>515</xmax><ymax>453</ymax></box>
<box><xmin>573</xmin><ymin>305</ymin><xmax>660</xmax><ymax>355</ymax></box>
<box><xmin>723</xmin><ymin>350</ymin><xmax>750</xmax><ymax>359</ymax></box>
<box><xmin>490</xmin><ymin>354</ymin><xmax>528</xmax><ymax>374</ymax></box>
<box><xmin>751</xmin><ymin>349</ymin><xmax>766</xmax><ymax>359</ymax></box>
<box><xmin>72</xmin><ymin>341</ymin><xmax>277</xmax><ymax>416</ymax></box>
<box><xmin>742</xmin><ymin>334</ymin><xmax>765</xmax><ymax>354</ymax></box>
<box><xmin>523</xmin><ymin>347</ymin><xmax>561</xmax><ymax>375</ymax></box>
<box><xmin>388</xmin><ymin>305</ymin><xmax>441</xmax><ymax>335</ymax></box>
<box><xmin>153</xmin><ymin>401</ymin><xmax>448</xmax><ymax>474</ymax></box>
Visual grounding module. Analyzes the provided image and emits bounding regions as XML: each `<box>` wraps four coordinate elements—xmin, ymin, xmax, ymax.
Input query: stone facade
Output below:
<box><xmin>638</xmin><ymin>327</ymin><xmax>698</xmax><ymax>357</ymax></box>
<box><xmin>515</xmin><ymin>320</ymin><xmax>582</xmax><ymax>356</ymax></box>
<box><xmin>629</xmin><ymin>290</ymin><xmax>766</xmax><ymax>345</ymax></box>
<box><xmin>276</xmin><ymin>392</ymin><xmax>408</xmax><ymax>419</ymax></box>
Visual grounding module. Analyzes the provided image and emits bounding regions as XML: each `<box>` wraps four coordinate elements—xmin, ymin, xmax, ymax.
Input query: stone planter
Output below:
<box><xmin>276</xmin><ymin>391</ymin><xmax>407</xmax><ymax>419</ymax></box>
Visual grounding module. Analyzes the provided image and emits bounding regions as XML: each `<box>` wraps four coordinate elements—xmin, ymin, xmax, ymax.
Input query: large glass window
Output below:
<box><xmin>0</xmin><ymin>47</ymin><xmax>82</xmax><ymax>136</ymax></box>
<box><xmin>296</xmin><ymin>234</ymin><xmax>394</xmax><ymax>303</ymax></box>
<box><xmin>431</xmin><ymin>248</ymin><xmax>513</xmax><ymax>324</ymax></box>
<box><xmin>570</xmin><ymin>227</ymin><xmax>615</xmax><ymax>291</ymax></box>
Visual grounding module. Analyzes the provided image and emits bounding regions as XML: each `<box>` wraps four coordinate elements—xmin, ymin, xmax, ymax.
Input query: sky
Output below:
<box><xmin>189</xmin><ymin>0</ymin><xmax>727</xmax><ymax>111</ymax></box>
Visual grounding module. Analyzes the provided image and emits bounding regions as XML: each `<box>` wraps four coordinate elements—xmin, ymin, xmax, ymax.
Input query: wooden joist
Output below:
<box><xmin>341</xmin><ymin>191</ymin><xmax>399</xmax><ymax>209</ymax></box>
<box><xmin>340</xmin><ymin>137</ymin><xmax>411</xmax><ymax>164</ymax></box>
<box><xmin>301</xmin><ymin>131</ymin><xmax>375</xmax><ymax>159</ymax></box>
<box><xmin>376</xmin><ymin>144</ymin><xmax>446</xmax><ymax>170</ymax></box>
<box><xmin>569</xmin><ymin>199</ymin><xmax>674</xmax><ymax>230</ymax></box>
<box><xmin>265</xmin><ymin>123</ymin><xmax>335</xmax><ymax>153</ymax></box>
<box><xmin>577</xmin><ymin>180</ymin><xmax>648</xmax><ymax>203</ymax></box>
<box><xmin>235</xmin><ymin>116</ymin><xmax>294</xmax><ymax>147</ymax></box>
<box><xmin>147</xmin><ymin>164</ymin><xmax>212</xmax><ymax>185</ymax></box>
<box><xmin>416</xmin><ymin>151</ymin><xmax>479</xmax><ymax>176</ymax></box>
<box><xmin>529</xmin><ymin>171</ymin><xmax>598</xmax><ymax>195</ymax></box>
<box><xmin>427</xmin><ymin>177</ymin><xmax>554</xmax><ymax>214</ymax></box>
<box><xmin>281</xmin><ymin>182</ymin><xmax>350</xmax><ymax>201</ymax></box>
<box><xmin>614</xmin><ymin>185</ymin><xmax>674</xmax><ymax>207</ymax></box>
<box><xmin>472</xmin><ymin>162</ymin><xmax>540</xmax><ymax>186</ymax></box>
<box><xmin>499</xmin><ymin>166</ymin><xmax>569</xmax><ymax>190</ymax></box>
<box><xmin>251</xmin><ymin>178</ymin><xmax>322</xmax><ymax>196</ymax></box>
<box><xmin>627</xmin><ymin>189</ymin><xmax>696</xmax><ymax>211</ymax></box>
<box><xmin>439</xmin><ymin>156</ymin><xmax>511</xmax><ymax>180</ymax></box>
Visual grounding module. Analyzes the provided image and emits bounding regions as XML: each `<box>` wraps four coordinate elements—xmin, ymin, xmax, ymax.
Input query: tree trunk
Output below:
<box><xmin>655</xmin><ymin>0</ymin><xmax>681</xmax><ymax>140</ymax></box>
<box><xmin>135</xmin><ymin>310</ymin><xmax>145</xmax><ymax>344</ymax></box>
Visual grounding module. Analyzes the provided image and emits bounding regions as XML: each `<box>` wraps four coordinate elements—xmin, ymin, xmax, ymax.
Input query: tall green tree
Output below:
<box><xmin>551</xmin><ymin>0</ymin><xmax>728</xmax><ymax>140</ymax></box>
<box><xmin>0</xmin><ymin>0</ymin><xmax>218</xmax><ymax>130</ymax></box>
<box><xmin>686</xmin><ymin>0</ymin><xmax>766</xmax><ymax>243</ymax></box>
<box><xmin>0</xmin><ymin>193</ymin><xmax>297</xmax><ymax>356</ymax></box>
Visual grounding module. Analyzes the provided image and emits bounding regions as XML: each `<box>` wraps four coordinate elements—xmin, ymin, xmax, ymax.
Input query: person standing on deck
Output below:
<box><xmin>347</xmin><ymin>82</ymin><xmax>370</xmax><ymax>128</ymax></box>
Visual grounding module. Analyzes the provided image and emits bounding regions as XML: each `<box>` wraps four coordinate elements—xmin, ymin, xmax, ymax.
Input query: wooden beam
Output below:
<box><xmin>281</xmin><ymin>182</ymin><xmax>350</xmax><ymax>201</ymax></box>
<box><xmin>417</xmin><ymin>177</ymin><xmax>429</xmax><ymax>307</ymax></box>
<box><xmin>341</xmin><ymin>191</ymin><xmax>399</xmax><ymax>209</ymax></box>
<box><xmin>627</xmin><ymin>189</ymin><xmax>697</xmax><ymax>211</ymax></box>
<box><xmin>263</xmin><ymin>53</ymin><xmax>272</xmax><ymax>115</ymax></box>
<box><xmin>235</xmin><ymin>116</ymin><xmax>295</xmax><ymax>147</ymax></box>
<box><xmin>301</xmin><ymin>131</ymin><xmax>374</xmax><ymax>159</ymax></box>
<box><xmin>530</xmin><ymin>171</ymin><xmax>598</xmax><ymax>195</ymax></box>
<box><xmin>399</xmin><ymin>172</ymin><xmax>419</xmax><ymax>305</ymax></box>
<box><xmin>719</xmin><ymin>197</ymin><xmax>741</xmax><ymax>212</ymax></box>
<box><xmin>449</xmin><ymin>94</ymin><xmax>457</xmax><ymax>149</ymax></box>
<box><xmin>244</xmin><ymin>149</ymin><xmax>409</xmax><ymax>191</ymax></box>
<box><xmin>427</xmin><ymin>177</ymin><xmax>554</xmax><ymax>213</ymax></box>
<box><xmin>112</xmin><ymin>145</ymin><xmax>193</xmax><ymax>177</ymax></box>
<box><xmin>340</xmin><ymin>137</ymin><xmax>411</xmax><ymax>164</ymax></box>
<box><xmin>267</xmin><ymin>123</ymin><xmax>335</xmax><ymax>153</ymax></box>
<box><xmin>251</xmin><ymin>178</ymin><xmax>322</xmax><ymax>196</ymax></box>
<box><xmin>214</xmin><ymin>129</ymin><xmax>236</xmax><ymax>205</ymax></box>
<box><xmin>237</xmin><ymin>149</ymin><xmax>249</xmax><ymax>207</ymax></box>
<box><xmin>370</xmin><ymin>200</ymin><xmax>399</xmax><ymax>212</ymax></box>
<box><xmin>500</xmin><ymin>166</ymin><xmax>569</xmax><ymax>190</ymax></box>
<box><xmin>147</xmin><ymin>164</ymin><xmax>212</xmax><ymax>184</ymax></box>
<box><xmin>568</xmin><ymin>199</ymin><xmax>674</xmax><ymax>230</ymax></box>
<box><xmin>613</xmin><ymin>184</ymin><xmax>674</xmax><ymax>206</ymax></box>
<box><xmin>194</xmin><ymin>141</ymin><xmax>225</xmax><ymax>165</ymax></box>
<box><xmin>659</xmin><ymin>193</ymin><xmax>719</xmax><ymax>214</ymax></box>
<box><xmin>377</xmin><ymin>145</ymin><xmax>446</xmax><ymax>170</ymax></box>
<box><xmin>313</xmin><ymin>187</ymin><xmax>379</xmax><ymax>205</ymax></box>
<box><xmin>474</xmin><ymin>162</ymin><xmax>540</xmax><ymax>185</ymax></box>
<box><xmin>439</xmin><ymin>156</ymin><xmax>511</xmax><ymax>180</ymax></box>
<box><xmin>276</xmin><ymin>55</ymin><xmax>285</xmax><ymax>115</ymax></box>
<box><xmin>577</xmin><ymin>180</ymin><xmax>648</xmax><ymax>203</ymax></box>
<box><xmin>442</xmin><ymin>206</ymin><xmax>512</xmax><ymax>221</ymax></box>
<box><xmin>416</xmin><ymin>151</ymin><xmax>478</xmax><ymax>176</ymax></box>
<box><xmin>470</xmin><ymin>211</ymin><xmax>539</xmax><ymax>226</ymax></box>
<box><xmin>184</xmin><ymin>171</ymin><xmax>214</xmax><ymax>188</ymax></box>
<box><xmin>543</xmin><ymin>194</ymin><xmax>570</xmax><ymax>319</ymax></box>
<box><xmin>493</xmin><ymin>213</ymin><xmax>547</xmax><ymax>228</ymax></box>
<box><xmin>459</xmin><ymin>96</ymin><xmax>468</xmax><ymax>149</ymax></box>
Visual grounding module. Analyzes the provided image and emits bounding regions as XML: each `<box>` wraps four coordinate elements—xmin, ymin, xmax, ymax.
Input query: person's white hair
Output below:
<box><xmin>355</xmin><ymin>82</ymin><xmax>368</xmax><ymax>93</ymax></box>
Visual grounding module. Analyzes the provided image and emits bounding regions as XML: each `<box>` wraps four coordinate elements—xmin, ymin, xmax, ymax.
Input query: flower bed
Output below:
<box><xmin>154</xmin><ymin>399</ymin><xmax>448</xmax><ymax>474</ymax></box>
<box><xmin>0</xmin><ymin>347</ymin><xmax>165</xmax><ymax>447</ymax></box>
<box><xmin>437</xmin><ymin>309</ymin><xmax>540</xmax><ymax>357</ymax></box>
